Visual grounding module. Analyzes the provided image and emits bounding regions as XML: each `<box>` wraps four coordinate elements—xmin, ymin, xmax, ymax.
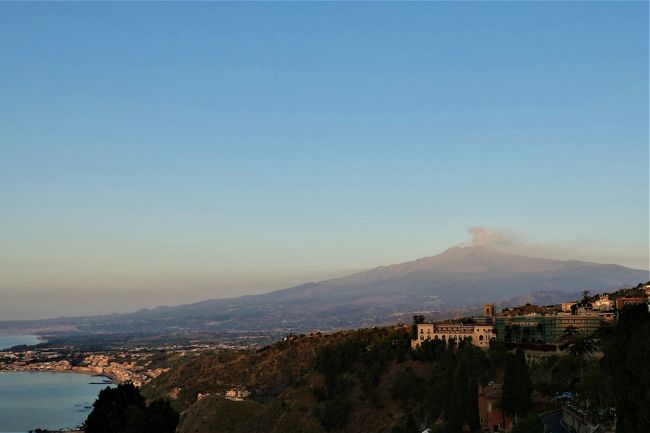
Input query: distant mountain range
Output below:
<box><xmin>1</xmin><ymin>246</ymin><xmax>647</xmax><ymax>337</ymax></box>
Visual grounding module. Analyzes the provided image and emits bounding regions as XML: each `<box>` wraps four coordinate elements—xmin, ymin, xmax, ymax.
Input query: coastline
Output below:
<box><xmin>0</xmin><ymin>367</ymin><xmax>119</xmax><ymax>385</ymax></box>
<box><xmin>0</xmin><ymin>334</ymin><xmax>43</xmax><ymax>350</ymax></box>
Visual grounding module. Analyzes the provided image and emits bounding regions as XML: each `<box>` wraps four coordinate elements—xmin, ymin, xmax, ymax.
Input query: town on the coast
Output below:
<box><xmin>0</xmin><ymin>341</ymin><xmax>244</xmax><ymax>387</ymax></box>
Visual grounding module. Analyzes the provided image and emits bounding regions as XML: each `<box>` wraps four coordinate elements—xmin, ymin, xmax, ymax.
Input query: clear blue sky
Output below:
<box><xmin>1</xmin><ymin>2</ymin><xmax>648</xmax><ymax>318</ymax></box>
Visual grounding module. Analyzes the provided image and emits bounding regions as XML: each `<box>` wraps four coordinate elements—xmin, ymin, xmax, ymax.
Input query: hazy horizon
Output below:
<box><xmin>1</xmin><ymin>2</ymin><xmax>648</xmax><ymax>320</ymax></box>
<box><xmin>2</xmin><ymin>238</ymin><xmax>648</xmax><ymax>321</ymax></box>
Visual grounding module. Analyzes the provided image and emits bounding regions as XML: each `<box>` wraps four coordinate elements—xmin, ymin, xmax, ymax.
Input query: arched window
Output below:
<box><xmin>479</xmin><ymin>335</ymin><xmax>484</xmax><ymax>341</ymax></box>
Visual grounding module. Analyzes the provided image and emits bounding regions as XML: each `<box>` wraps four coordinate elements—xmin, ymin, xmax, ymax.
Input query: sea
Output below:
<box><xmin>0</xmin><ymin>335</ymin><xmax>113</xmax><ymax>433</ymax></box>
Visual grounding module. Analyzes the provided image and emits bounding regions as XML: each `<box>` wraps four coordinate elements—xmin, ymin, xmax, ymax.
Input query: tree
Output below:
<box><xmin>144</xmin><ymin>400</ymin><xmax>179</xmax><ymax>433</ymax></box>
<box><xmin>414</xmin><ymin>338</ymin><xmax>446</xmax><ymax>362</ymax></box>
<box><xmin>509</xmin><ymin>414</ymin><xmax>544</xmax><ymax>433</ymax></box>
<box><xmin>390</xmin><ymin>414</ymin><xmax>419</xmax><ymax>433</ymax></box>
<box><xmin>602</xmin><ymin>303</ymin><xmax>650</xmax><ymax>433</ymax></box>
<box><xmin>315</xmin><ymin>397</ymin><xmax>351</xmax><ymax>431</ymax></box>
<box><xmin>445</xmin><ymin>346</ymin><xmax>487</xmax><ymax>433</ymax></box>
<box><xmin>446</xmin><ymin>363</ymin><xmax>469</xmax><ymax>433</ymax></box>
<box><xmin>563</xmin><ymin>326</ymin><xmax>579</xmax><ymax>341</ymax></box>
<box><xmin>576</xmin><ymin>367</ymin><xmax>614</xmax><ymax>416</ymax></box>
<box><xmin>84</xmin><ymin>383</ymin><xmax>178</xmax><ymax>433</ymax></box>
<box><xmin>501</xmin><ymin>348</ymin><xmax>532</xmax><ymax>424</ymax></box>
<box><xmin>391</xmin><ymin>367</ymin><xmax>425</xmax><ymax>406</ymax></box>
<box><xmin>85</xmin><ymin>384</ymin><xmax>145</xmax><ymax>433</ymax></box>
<box><xmin>466</xmin><ymin>379</ymin><xmax>481</xmax><ymax>432</ymax></box>
<box><xmin>412</xmin><ymin>315</ymin><xmax>425</xmax><ymax>338</ymax></box>
<box><xmin>565</xmin><ymin>332</ymin><xmax>597</xmax><ymax>376</ymax></box>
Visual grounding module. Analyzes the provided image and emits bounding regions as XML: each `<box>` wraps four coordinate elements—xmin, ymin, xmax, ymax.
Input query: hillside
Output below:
<box><xmin>141</xmin><ymin>295</ymin><xmax>650</xmax><ymax>433</ymax></box>
<box><xmin>1</xmin><ymin>246</ymin><xmax>646</xmax><ymax>337</ymax></box>
<box><xmin>143</xmin><ymin>326</ymin><xmax>455</xmax><ymax>433</ymax></box>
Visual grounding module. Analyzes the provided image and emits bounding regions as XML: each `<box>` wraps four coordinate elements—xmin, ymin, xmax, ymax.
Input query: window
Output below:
<box><xmin>479</xmin><ymin>335</ymin><xmax>484</xmax><ymax>341</ymax></box>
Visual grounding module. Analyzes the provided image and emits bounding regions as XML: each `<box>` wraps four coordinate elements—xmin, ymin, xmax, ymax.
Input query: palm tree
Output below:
<box><xmin>567</xmin><ymin>333</ymin><xmax>597</xmax><ymax>358</ymax></box>
<box><xmin>566</xmin><ymin>333</ymin><xmax>597</xmax><ymax>376</ymax></box>
<box><xmin>562</xmin><ymin>326</ymin><xmax>579</xmax><ymax>343</ymax></box>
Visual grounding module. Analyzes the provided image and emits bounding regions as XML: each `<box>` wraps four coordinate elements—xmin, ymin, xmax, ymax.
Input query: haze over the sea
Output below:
<box><xmin>0</xmin><ymin>2</ymin><xmax>648</xmax><ymax>319</ymax></box>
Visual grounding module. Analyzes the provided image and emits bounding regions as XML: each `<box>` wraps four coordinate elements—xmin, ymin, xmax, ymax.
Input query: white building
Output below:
<box><xmin>411</xmin><ymin>322</ymin><xmax>494</xmax><ymax>349</ymax></box>
<box><xmin>592</xmin><ymin>295</ymin><xmax>613</xmax><ymax>311</ymax></box>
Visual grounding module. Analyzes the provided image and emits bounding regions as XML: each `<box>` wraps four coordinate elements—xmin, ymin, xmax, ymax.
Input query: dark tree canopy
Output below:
<box><xmin>501</xmin><ymin>348</ymin><xmax>532</xmax><ymax>419</ymax></box>
<box><xmin>509</xmin><ymin>414</ymin><xmax>544</xmax><ymax>433</ymax></box>
<box><xmin>85</xmin><ymin>383</ymin><xmax>178</xmax><ymax>433</ymax></box>
<box><xmin>602</xmin><ymin>303</ymin><xmax>650</xmax><ymax>433</ymax></box>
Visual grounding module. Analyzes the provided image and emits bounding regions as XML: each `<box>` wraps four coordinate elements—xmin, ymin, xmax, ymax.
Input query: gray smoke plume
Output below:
<box><xmin>467</xmin><ymin>226</ymin><xmax>516</xmax><ymax>247</ymax></box>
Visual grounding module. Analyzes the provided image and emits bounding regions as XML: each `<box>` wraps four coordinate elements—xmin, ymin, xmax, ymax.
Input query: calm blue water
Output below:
<box><xmin>0</xmin><ymin>336</ymin><xmax>113</xmax><ymax>432</ymax></box>
<box><xmin>0</xmin><ymin>335</ymin><xmax>41</xmax><ymax>350</ymax></box>
<box><xmin>0</xmin><ymin>372</ymin><xmax>113</xmax><ymax>432</ymax></box>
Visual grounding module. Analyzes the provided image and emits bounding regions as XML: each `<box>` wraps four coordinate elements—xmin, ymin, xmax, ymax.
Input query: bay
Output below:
<box><xmin>0</xmin><ymin>335</ymin><xmax>41</xmax><ymax>350</ymax></box>
<box><xmin>0</xmin><ymin>336</ymin><xmax>113</xmax><ymax>432</ymax></box>
<box><xmin>0</xmin><ymin>372</ymin><xmax>113</xmax><ymax>433</ymax></box>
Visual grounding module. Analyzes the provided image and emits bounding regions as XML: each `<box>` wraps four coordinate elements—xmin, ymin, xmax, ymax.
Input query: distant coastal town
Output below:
<box><xmin>0</xmin><ymin>341</ymin><xmax>245</xmax><ymax>387</ymax></box>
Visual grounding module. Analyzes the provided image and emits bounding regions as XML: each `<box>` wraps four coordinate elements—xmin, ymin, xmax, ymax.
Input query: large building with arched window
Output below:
<box><xmin>411</xmin><ymin>304</ymin><xmax>496</xmax><ymax>349</ymax></box>
<box><xmin>411</xmin><ymin>321</ymin><xmax>495</xmax><ymax>349</ymax></box>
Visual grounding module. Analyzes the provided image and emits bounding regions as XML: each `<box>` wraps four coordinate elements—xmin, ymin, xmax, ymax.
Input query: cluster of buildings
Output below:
<box><xmin>78</xmin><ymin>353</ymin><xmax>170</xmax><ymax>386</ymax></box>
<box><xmin>196</xmin><ymin>387</ymin><xmax>251</xmax><ymax>402</ymax></box>
<box><xmin>411</xmin><ymin>284</ymin><xmax>650</xmax><ymax>433</ymax></box>
<box><xmin>0</xmin><ymin>349</ymin><xmax>170</xmax><ymax>387</ymax></box>
<box><xmin>412</xmin><ymin>287</ymin><xmax>650</xmax><ymax>350</ymax></box>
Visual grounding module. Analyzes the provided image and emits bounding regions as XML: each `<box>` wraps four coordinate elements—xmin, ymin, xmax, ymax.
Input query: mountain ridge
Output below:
<box><xmin>0</xmin><ymin>246</ymin><xmax>647</xmax><ymax>336</ymax></box>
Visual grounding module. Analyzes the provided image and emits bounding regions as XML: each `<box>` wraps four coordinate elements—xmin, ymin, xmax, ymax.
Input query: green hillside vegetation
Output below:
<box><xmin>140</xmin><ymin>298</ymin><xmax>649</xmax><ymax>433</ymax></box>
<box><xmin>144</xmin><ymin>326</ymin><xmax>521</xmax><ymax>433</ymax></box>
<box><xmin>177</xmin><ymin>396</ymin><xmax>265</xmax><ymax>433</ymax></box>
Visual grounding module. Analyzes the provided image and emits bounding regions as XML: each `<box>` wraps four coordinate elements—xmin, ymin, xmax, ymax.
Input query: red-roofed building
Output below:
<box><xmin>478</xmin><ymin>383</ymin><xmax>513</xmax><ymax>433</ymax></box>
<box><xmin>478</xmin><ymin>383</ymin><xmax>552</xmax><ymax>432</ymax></box>
<box><xmin>615</xmin><ymin>297</ymin><xmax>646</xmax><ymax>310</ymax></box>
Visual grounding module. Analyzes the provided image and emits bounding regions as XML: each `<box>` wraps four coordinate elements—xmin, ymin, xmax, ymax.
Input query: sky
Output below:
<box><xmin>1</xmin><ymin>2</ymin><xmax>648</xmax><ymax>320</ymax></box>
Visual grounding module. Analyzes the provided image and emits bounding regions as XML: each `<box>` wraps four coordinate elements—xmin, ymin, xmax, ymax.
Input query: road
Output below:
<box><xmin>543</xmin><ymin>410</ymin><xmax>571</xmax><ymax>433</ymax></box>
